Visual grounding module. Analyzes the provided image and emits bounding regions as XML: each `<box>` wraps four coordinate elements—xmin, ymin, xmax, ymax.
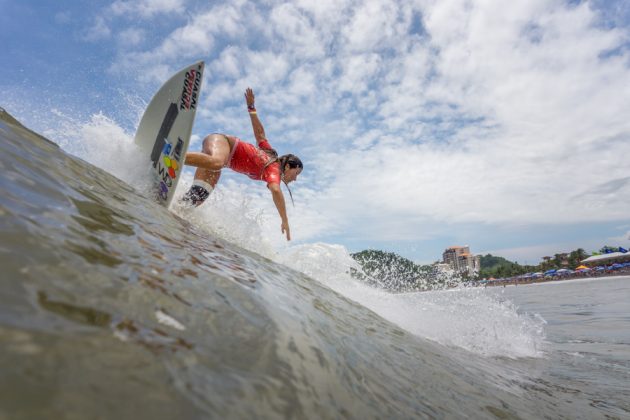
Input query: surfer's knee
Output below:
<box><xmin>182</xmin><ymin>180</ymin><xmax>214</xmax><ymax>206</ymax></box>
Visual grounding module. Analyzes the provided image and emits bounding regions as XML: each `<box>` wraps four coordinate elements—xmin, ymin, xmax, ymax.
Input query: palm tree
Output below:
<box><xmin>576</xmin><ymin>248</ymin><xmax>588</xmax><ymax>260</ymax></box>
<box><xmin>568</xmin><ymin>248</ymin><xmax>589</xmax><ymax>269</ymax></box>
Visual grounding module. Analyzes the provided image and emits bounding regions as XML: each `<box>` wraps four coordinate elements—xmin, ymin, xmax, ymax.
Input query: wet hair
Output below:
<box><xmin>278</xmin><ymin>154</ymin><xmax>302</xmax><ymax>206</ymax></box>
<box><xmin>278</xmin><ymin>154</ymin><xmax>303</xmax><ymax>171</ymax></box>
<box><xmin>260</xmin><ymin>152</ymin><xmax>302</xmax><ymax>206</ymax></box>
<box><xmin>260</xmin><ymin>148</ymin><xmax>303</xmax><ymax>206</ymax></box>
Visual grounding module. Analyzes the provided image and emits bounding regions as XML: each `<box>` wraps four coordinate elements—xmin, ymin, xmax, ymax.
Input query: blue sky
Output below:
<box><xmin>2</xmin><ymin>0</ymin><xmax>630</xmax><ymax>264</ymax></box>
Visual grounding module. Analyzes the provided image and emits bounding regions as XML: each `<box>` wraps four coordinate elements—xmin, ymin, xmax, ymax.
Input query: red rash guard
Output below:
<box><xmin>227</xmin><ymin>137</ymin><xmax>281</xmax><ymax>185</ymax></box>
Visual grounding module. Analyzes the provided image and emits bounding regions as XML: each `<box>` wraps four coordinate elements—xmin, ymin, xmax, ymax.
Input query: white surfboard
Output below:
<box><xmin>134</xmin><ymin>61</ymin><xmax>204</xmax><ymax>207</ymax></box>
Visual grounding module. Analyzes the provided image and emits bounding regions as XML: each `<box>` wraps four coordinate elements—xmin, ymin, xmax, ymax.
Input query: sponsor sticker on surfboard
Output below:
<box><xmin>134</xmin><ymin>61</ymin><xmax>204</xmax><ymax>207</ymax></box>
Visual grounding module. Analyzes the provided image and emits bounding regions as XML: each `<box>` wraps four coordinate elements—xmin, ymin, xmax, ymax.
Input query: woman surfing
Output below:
<box><xmin>183</xmin><ymin>88</ymin><xmax>303</xmax><ymax>241</ymax></box>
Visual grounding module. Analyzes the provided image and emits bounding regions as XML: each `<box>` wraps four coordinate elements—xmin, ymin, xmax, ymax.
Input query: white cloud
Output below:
<box><xmin>109</xmin><ymin>0</ymin><xmax>186</xmax><ymax>19</ymax></box>
<box><xmin>337</xmin><ymin>53</ymin><xmax>382</xmax><ymax>93</ymax></box>
<box><xmin>340</xmin><ymin>0</ymin><xmax>409</xmax><ymax>53</ymax></box>
<box><xmin>117</xmin><ymin>28</ymin><xmax>146</xmax><ymax>47</ymax></box>
<box><xmin>269</xmin><ymin>3</ymin><xmax>326</xmax><ymax>59</ymax></box>
<box><xmin>84</xmin><ymin>16</ymin><xmax>112</xmax><ymax>41</ymax></box>
<box><xmin>606</xmin><ymin>228</ymin><xmax>630</xmax><ymax>243</ymax></box>
<box><xmin>294</xmin><ymin>0</ymin><xmax>350</xmax><ymax>23</ymax></box>
<box><xmin>211</xmin><ymin>46</ymin><xmax>244</xmax><ymax>80</ymax></box>
<box><xmin>107</xmin><ymin>2</ymin><xmax>257</xmax><ymax>80</ymax></box>
<box><xmin>85</xmin><ymin>0</ymin><xmax>186</xmax><ymax>45</ymax></box>
<box><xmin>92</xmin><ymin>0</ymin><xmax>630</xmax><ymax>249</ymax></box>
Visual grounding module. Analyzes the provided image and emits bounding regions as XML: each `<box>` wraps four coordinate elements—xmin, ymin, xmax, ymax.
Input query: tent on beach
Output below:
<box><xmin>581</xmin><ymin>252</ymin><xmax>630</xmax><ymax>266</ymax></box>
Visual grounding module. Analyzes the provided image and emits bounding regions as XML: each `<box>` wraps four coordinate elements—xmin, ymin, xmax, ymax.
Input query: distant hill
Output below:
<box><xmin>479</xmin><ymin>254</ymin><xmax>515</xmax><ymax>269</ymax></box>
<box><xmin>479</xmin><ymin>254</ymin><xmax>535</xmax><ymax>279</ymax></box>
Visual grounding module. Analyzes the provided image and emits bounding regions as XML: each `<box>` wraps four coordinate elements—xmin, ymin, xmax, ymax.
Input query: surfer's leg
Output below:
<box><xmin>182</xmin><ymin>134</ymin><xmax>234</xmax><ymax>206</ymax></box>
<box><xmin>184</xmin><ymin>134</ymin><xmax>231</xmax><ymax>170</ymax></box>
<box><xmin>182</xmin><ymin>170</ymin><xmax>218</xmax><ymax>206</ymax></box>
<box><xmin>194</xmin><ymin>167</ymin><xmax>221</xmax><ymax>188</ymax></box>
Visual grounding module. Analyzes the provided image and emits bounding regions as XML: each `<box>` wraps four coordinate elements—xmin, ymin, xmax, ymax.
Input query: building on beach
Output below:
<box><xmin>542</xmin><ymin>253</ymin><xmax>570</xmax><ymax>267</ymax></box>
<box><xmin>442</xmin><ymin>246</ymin><xmax>481</xmax><ymax>276</ymax></box>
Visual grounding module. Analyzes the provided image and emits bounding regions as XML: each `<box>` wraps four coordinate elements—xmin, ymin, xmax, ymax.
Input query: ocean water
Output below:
<box><xmin>1</xmin><ymin>107</ymin><xmax>629</xmax><ymax>419</ymax></box>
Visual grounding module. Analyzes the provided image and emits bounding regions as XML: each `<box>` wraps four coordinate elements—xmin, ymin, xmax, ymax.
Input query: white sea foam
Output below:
<box><xmin>155</xmin><ymin>310</ymin><xmax>186</xmax><ymax>331</ymax></box>
<box><xmin>38</xmin><ymin>109</ymin><xmax>153</xmax><ymax>192</ymax></box>
<box><xmin>277</xmin><ymin>243</ymin><xmax>546</xmax><ymax>358</ymax></box>
<box><xmin>170</xmin><ymin>177</ymin><xmax>278</xmax><ymax>260</ymax></box>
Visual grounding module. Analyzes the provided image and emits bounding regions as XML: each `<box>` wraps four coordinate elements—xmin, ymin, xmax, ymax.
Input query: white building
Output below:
<box><xmin>442</xmin><ymin>246</ymin><xmax>481</xmax><ymax>276</ymax></box>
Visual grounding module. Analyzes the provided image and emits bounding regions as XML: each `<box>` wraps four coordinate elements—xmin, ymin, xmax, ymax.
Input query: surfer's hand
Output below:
<box><xmin>245</xmin><ymin>88</ymin><xmax>255</xmax><ymax>108</ymax></box>
<box><xmin>281</xmin><ymin>221</ymin><xmax>291</xmax><ymax>241</ymax></box>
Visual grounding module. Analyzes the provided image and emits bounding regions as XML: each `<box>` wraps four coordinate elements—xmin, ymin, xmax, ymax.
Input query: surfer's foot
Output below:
<box><xmin>182</xmin><ymin>185</ymin><xmax>209</xmax><ymax>206</ymax></box>
<box><xmin>182</xmin><ymin>180</ymin><xmax>212</xmax><ymax>206</ymax></box>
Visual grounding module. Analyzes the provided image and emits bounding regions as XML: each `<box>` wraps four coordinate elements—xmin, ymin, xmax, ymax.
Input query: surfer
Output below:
<box><xmin>182</xmin><ymin>88</ymin><xmax>303</xmax><ymax>241</ymax></box>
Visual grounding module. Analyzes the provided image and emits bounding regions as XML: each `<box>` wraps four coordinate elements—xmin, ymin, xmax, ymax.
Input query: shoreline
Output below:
<box><xmin>479</xmin><ymin>269</ymin><xmax>630</xmax><ymax>288</ymax></box>
<box><xmin>508</xmin><ymin>274</ymin><xmax>630</xmax><ymax>287</ymax></box>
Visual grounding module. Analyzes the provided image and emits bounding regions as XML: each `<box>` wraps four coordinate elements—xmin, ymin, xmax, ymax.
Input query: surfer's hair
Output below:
<box><xmin>262</xmin><ymin>151</ymin><xmax>303</xmax><ymax>172</ymax></box>
<box><xmin>279</xmin><ymin>154</ymin><xmax>303</xmax><ymax>172</ymax></box>
<box><xmin>278</xmin><ymin>154</ymin><xmax>302</xmax><ymax>207</ymax></box>
<box><xmin>260</xmin><ymin>149</ymin><xmax>303</xmax><ymax>206</ymax></box>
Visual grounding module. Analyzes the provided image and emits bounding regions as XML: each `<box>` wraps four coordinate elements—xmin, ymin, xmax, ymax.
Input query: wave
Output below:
<box><xmin>0</xmin><ymin>107</ymin><xmax>563</xmax><ymax>418</ymax></box>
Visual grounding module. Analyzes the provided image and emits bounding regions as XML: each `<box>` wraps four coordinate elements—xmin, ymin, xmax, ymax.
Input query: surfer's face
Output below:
<box><xmin>283</xmin><ymin>166</ymin><xmax>302</xmax><ymax>183</ymax></box>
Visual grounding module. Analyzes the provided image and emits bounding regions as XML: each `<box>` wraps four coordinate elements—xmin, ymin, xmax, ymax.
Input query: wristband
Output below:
<box><xmin>247</xmin><ymin>105</ymin><xmax>256</xmax><ymax>111</ymax></box>
<box><xmin>248</xmin><ymin>111</ymin><xmax>257</xmax><ymax>115</ymax></box>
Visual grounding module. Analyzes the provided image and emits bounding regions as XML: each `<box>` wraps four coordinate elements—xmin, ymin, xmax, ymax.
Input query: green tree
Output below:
<box><xmin>478</xmin><ymin>254</ymin><xmax>535</xmax><ymax>279</ymax></box>
<box><xmin>568</xmin><ymin>248</ymin><xmax>589</xmax><ymax>269</ymax></box>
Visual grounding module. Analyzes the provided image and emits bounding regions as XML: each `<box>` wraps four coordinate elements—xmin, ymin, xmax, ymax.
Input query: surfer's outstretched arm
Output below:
<box><xmin>245</xmin><ymin>88</ymin><xmax>267</xmax><ymax>146</ymax></box>
<box><xmin>268</xmin><ymin>183</ymin><xmax>291</xmax><ymax>241</ymax></box>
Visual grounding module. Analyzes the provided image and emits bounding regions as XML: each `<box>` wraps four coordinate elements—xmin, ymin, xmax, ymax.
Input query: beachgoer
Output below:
<box><xmin>182</xmin><ymin>88</ymin><xmax>303</xmax><ymax>241</ymax></box>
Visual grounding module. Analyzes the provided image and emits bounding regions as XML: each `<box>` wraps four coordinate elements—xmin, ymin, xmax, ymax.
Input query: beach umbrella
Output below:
<box><xmin>544</xmin><ymin>269</ymin><xmax>557</xmax><ymax>275</ymax></box>
<box><xmin>576</xmin><ymin>265</ymin><xmax>589</xmax><ymax>270</ymax></box>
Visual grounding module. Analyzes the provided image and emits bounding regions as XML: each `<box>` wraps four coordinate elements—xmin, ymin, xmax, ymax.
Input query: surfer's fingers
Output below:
<box><xmin>281</xmin><ymin>224</ymin><xmax>289</xmax><ymax>240</ymax></box>
<box><xmin>244</xmin><ymin>90</ymin><xmax>255</xmax><ymax>107</ymax></box>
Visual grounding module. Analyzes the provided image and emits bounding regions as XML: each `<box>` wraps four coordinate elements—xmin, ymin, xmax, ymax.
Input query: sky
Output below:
<box><xmin>2</xmin><ymin>0</ymin><xmax>630</xmax><ymax>264</ymax></box>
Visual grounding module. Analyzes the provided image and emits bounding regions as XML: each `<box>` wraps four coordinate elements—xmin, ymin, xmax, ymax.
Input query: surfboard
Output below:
<box><xmin>134</xmin><ymin>61</ymin><xmax>204</xmax><ymax>207</ymax></box>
